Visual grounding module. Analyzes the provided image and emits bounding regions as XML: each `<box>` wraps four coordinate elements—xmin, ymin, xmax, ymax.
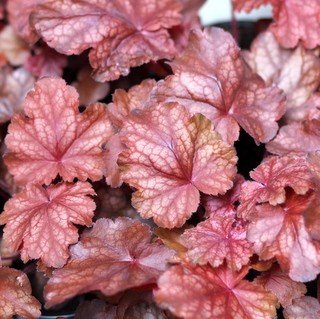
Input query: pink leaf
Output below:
<box><xmin>267</xmin><ymin>120</ymin><xmax>320</xmax><ymax>155</ymax></box>
<box><xmin>5</xmin><ymin>77</ymin><xmax>114</xmax><ymax>185</ymax></box>
<box><xmin>247</xmin><ymin>191</ymin><xmax>320</xmax><ymax>281</ymax></box>
<box><xmin>154</xmin><ymin>28</ymin><xmax>285</xmax><ymax>144</ymax></box>
<box><xmin>7</xmin><ymin>0</ymin><xmax>46</xmax><ymax>43</ymax></box>
<box><xmin>155</xmin><ymin>264</ymin><xmax>277</xmax><ymax>319</ymax></box>
<box><xmin>255</xmin><ymin>266</ymin><xmax>307</xmax><ymax>307</ymax></box>
<box><xmin>244</xmin><ymin>31</ymin><xmax>320</xmax><ymax>122</ymax></box>
<box><xmin>24</xmin><ymin>45</ymin><xmax>68</xmax><ymax>78</ymax></box>
<box><xmin>304</xmin><ymin>194</ymin><xmax>320</xmax><ymax>241</ymax></box>
<box><xmin>283</xmin><ymin>296</ymin><xmax>320</xmax><ymax>319</ymax></box>
<box><xmin>204</xmin><ymin>174</ymin><xmax>244</xmax><ymax>218</ymax></box>
<box><xmin>170</xmin><ymin>0</ymin><xmax>204</xmax><ymax>52</ymax></box>
<box><xmin>107</xmin><ymin>79</ymin><xmax>156</xmax><ymax>130</ymax></box>
<box><xmin>0</xmin><ymin>182</ymin><xmax>95</xmax><ymax>268</ymax></box>
<box><xmin>182</xmin><ymin>216</ymin><xmax>253</xmax><ymax>270</ymax></box>
<box><xmin>0</xmin><ymin>267</ymin><xmax>41</xmax><ymax>319</ymax></box>
<box><xmin>119</xmin><ymin>103</ymin><xmax>237</xmax><ymax>228</ymax></box>
<box><xmin>270</xmin><ymin>0</ymin><xmax>320</xmax><ymax>49</ymax></box>
<box><xmin>238</xmin><ymin>155</ymin><xmax>315</xmax><ymax>219</ymax></box>
<box><xmin>0</xmin><ymin>67</ymin><xmax>34</xmax><ymax>123</ymax></box>
<box><xmin>234</xmin><ymin>0</ymin><xmax>320</xmax><ymax>49</ymax></box>
<box><xmin>44</xmin><ymin>217</ymin><xmax>174</xmax><ymax>308</ymax></box>
<box><xmin>243</xmin><ymin>31</ymin><xmax>291</xmax><ymax>85</ymax></box>
<box><xmin>31</xmin><ymin>0</ymin><xmax>182</xmax><ymax>81</ymax></box>
<box><xmin>308</xmin><ymin>151</ymin><xmax>320</xmax><ymax>185</ymax></box>
<box><xmin>105</xmin><ymin>80</ymin><xmax>156</xmax><ymax>187</ymax></box>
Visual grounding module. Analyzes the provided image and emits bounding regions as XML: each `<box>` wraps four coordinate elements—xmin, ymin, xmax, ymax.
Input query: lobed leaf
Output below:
<box><xmin>0</xmin><ymin>181</ymin><xmax>96</xmax><ymax>268</ymax></box>
<box><xmin>154</xmin><ymin>27</ymin><xmax>285</xmax><ymax>144</ymax></box>
<box><xmin>238</xmin><ymin>155</ymin><xmax>315</xmax><ymax>219</ymax></box>
<box><xmin>155</xmin><ymin>263</ymin><xmax>277</xmax><ymax>319</ymax></box>
<box><xmin>31</xmin><ymin>0</ymin><xmax>182</xmax><ymax>81</ymax></box>
<box><xmin>5</xmin><ymin>77</ymin><xmax>114</xmax><ymax>185</ymax></box>
<box><xmin>44</xmin><ymin>217</ymin><xmax>174</xmax><ymax>308</ymax></box>
<box><xmin>182</xmin><ymin>216</ymin><xmax>253</xmax><ymax>270</ymax></box>
<box><xmin>247</xmin><ymin>191</ymin><xmax>320</xmax><ymax>281</ymax></box>
<box><xmin>119</xmin><ymin>103</ymin><xmax>237</xmax><ymax>228</ymax></box>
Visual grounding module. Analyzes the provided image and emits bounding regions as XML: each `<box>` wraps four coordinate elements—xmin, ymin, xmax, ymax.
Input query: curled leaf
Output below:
<box><xmin>247</xmin><ymin>191</ymin><xmax>320</xmax><ymax>282</ymax></box>
<box><xmin>31</xmin><ymin>0</ymin><xmax>182</xmax><ymax>81</ymax></box>
<box><xmin>239</xmin><ymin>155</ymin><xmax>314</xmax><ymax>219</ymax></box>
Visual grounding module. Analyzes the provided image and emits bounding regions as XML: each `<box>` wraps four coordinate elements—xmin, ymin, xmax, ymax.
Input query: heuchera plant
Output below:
<box><xmin>0</xmin><ymin>0</ymin><xmax>320</xmax><ymax>318</ymax></box>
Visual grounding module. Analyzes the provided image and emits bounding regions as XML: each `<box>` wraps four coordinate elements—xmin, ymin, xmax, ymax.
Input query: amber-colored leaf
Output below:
<box><xmin>247</xmin><ymin>191</ymin><xmax>320</xmax><ymax>281</ymax></box>
<box><xmin>0</xmin><ymin>267</ymin><xmax>41</xmax><ymax>319</ymax></box>
<box><xmin>0</xmin><ymin>182</ymin><xmax>95</xmax><ymax>268</ymax></box>
<box><xmin>31</xmin><ymin>0</ymin><xmax>182</xmax><ymax>81</ymax></box>
<box><xmin>154</xmin><ymin>27</ymin><xmax>285</xmax><ymax>144</ymax></box>
<box><xmin>119</xmin><ymin>103</ymin><xmax>237</xmax><ymax>228</ymax></box>
<box><xmin>238</xmin><ymin>155</ymin><xmax>314</xmax><ymax>219</ymax></box>
<box><xmin>155</xmin><ymin>227</ymin><xmax>188</xmax><ymax>260</ymax></box>
<box><xmin>155</xmin><ymin>264</ymin><xmax>277</xmax><ymax>319</ymax></box>
<box><xmin>44</xmin><ymin>217</ymin><xmax>174</xmax><ymax>308</ymax></box>
<box><xmin>5</xmin><ymin>77</ymin><xmax>114</xmax><ymax>185</ymax></box>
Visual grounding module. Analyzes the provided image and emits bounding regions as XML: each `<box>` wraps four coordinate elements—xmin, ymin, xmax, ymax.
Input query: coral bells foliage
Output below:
<box><xmin>31</xmin><ymin>0</ymin><xmax>182</xmax><ymax>81</ymax></box>
<box><xmin>233</xmin><ymin>0</ymin><xmax>320</xmax><ymax>49</ymax></box>
<box><xmin>0</xmin><ymin>267</ymin><xmax>41</xmax><ymax>319</ymax></box>
<box><xmin>1</xmin><ymin>1</ymin><xmax>320</xmax><ymax>319</ymax></box>
<box><xmin>154</xmin><ymin>28</ymin><xmax>286</xmax><ymax>145</ymax></box>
